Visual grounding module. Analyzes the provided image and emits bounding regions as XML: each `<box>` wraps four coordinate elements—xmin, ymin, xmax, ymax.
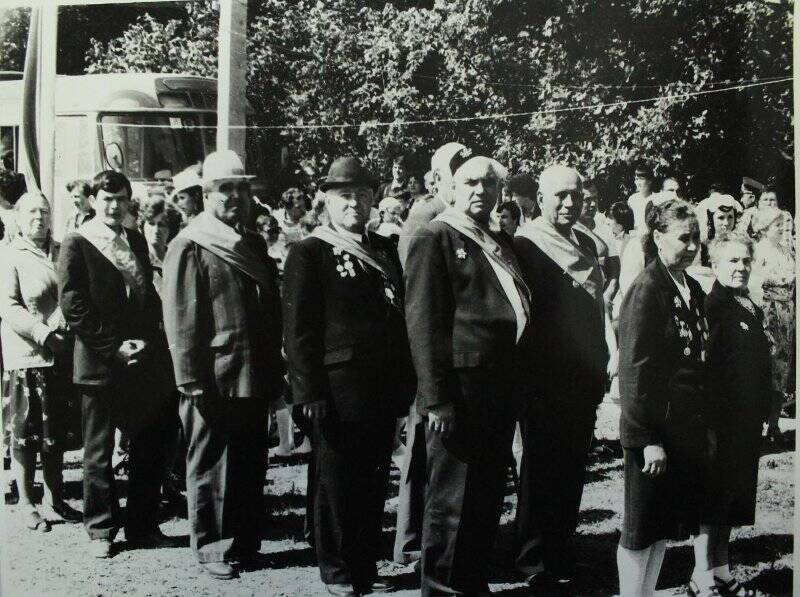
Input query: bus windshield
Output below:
<box><xmin>100</xmin><ymin>112</ymin><xmax>216</xmax><ymax>180</ymax></box>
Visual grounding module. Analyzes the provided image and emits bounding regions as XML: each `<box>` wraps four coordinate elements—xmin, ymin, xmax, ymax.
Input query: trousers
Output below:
<box><xmin>81</xmin><ymin>386</ymin><xmax>171</xmax><ymax>540</ymax></box>
<box><xmin>420</xmin><ymin>414</ymin><xmax>515</xmax><ymax>596</ymax></box>
<box><xmin>312</xmin><ymin>416</ymin><xmax>395</xmax><ymax>586</ymax></box>
<box><xmin>515</xmin><ymin>398</ymin><xmax>597</xmax><ymax>578</ymax></box>
<box><xmin>179</xmin><ymin>392</ymin><xmax>269</xmax><ymax>563</ymax></box>
<box><xmin>393</xmin><ymin>401</ymin><xmax>426</xmax><ymax>564</ymax></box>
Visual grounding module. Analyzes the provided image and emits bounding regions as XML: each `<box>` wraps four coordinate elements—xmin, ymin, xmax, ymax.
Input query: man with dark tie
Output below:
<box><xmin>404</xmin><ymin>155</ymin><xmax>530</xmax><ymax>596</ymax></box>
<box><xmin>283</xmin><ymin>157</ymin><xmax>415</xmax><ymax>597</ymax></box>
<box><xmin>513</xmin><ymin>164</ymin><xmax>608</xmax><ymax>594</ymax></box>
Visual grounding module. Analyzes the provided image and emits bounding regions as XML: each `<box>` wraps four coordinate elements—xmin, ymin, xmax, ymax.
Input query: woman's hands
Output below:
<box><xmin>642</xmin><ymin>444</ymin><xmax>667</xmax><ymax>477</ymax></box>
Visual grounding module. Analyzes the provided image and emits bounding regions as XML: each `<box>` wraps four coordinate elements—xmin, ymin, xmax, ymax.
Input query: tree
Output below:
<box><xmin>46</xmin><ymin>1</ymin><xmax>800</xmax><ymax>202</ymax></box>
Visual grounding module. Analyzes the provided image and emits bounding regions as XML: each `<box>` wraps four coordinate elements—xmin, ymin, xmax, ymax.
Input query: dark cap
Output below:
<box><xmin>742</xmin><ymin>177</ymin><xmax>764</xmax><ymax>193</ymax></box>
<box><xmin>320</xmin><ymin>157</ymin><xmax>375</xmax><ymax>191</ymax></box>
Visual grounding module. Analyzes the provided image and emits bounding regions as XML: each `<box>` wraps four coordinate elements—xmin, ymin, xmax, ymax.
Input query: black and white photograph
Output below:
<box><xmin>0</xmin><ymin>0</ymin><xmax>795</xmax><ymax>595</ymax></box>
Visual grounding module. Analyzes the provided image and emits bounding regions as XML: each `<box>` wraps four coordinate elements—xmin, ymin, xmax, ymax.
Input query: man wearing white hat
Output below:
<box><xmin>162</xmin><ymin>150</ymin><xmax>285</xmax><ymax>580</ymax></box>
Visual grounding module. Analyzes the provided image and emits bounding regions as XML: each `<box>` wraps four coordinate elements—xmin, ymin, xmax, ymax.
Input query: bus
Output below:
<box><xmin>0</xmin><ymin>71</ymin><xmax>220</xmax><ymax>239</ymax></box>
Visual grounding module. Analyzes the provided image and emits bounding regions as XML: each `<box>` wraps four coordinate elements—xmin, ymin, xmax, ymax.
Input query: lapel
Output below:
<box><xmin>709</xmin><ymin>280</ymin><xmax>763</xmax><ymax>330</ymax></box>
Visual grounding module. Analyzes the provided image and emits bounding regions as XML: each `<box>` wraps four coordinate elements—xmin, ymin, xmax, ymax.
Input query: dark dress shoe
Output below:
<box><xmin>44</xmin><ymin>501</ymin><xmax>83</xmax><ymax>523</ymax></box>
<box><xmin>126</xmin><ymin>529</ymin><xmax>181</xmax><ymax>549</ymax></box>
<box><xmin>324</xmin><ymin>583</ymin><xmax>358</xmax><ymax>596</ymax></box>
<box><xmin>202</xmin><ymin>561</ymin><xmax>238</xmax><ymax>580</ymax></box>
<box><xmin>233</xmin><ymin>551</ymin><xmax>274</xmax><ymax>570</ymax></box>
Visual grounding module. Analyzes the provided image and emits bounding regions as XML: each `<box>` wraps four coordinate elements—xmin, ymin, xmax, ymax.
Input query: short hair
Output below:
<box><xmin>633</xmin><ymin>160</ymin><xmax>653</xmax><ymax>179</ymax></box>
<box><xmin>609</xmin><ymin>201</ymin><xmax>634</xmax><ymax>232</ymax></box>
<box><xmin>643</xmin><ymin>199</ymin><xmax>697</xmax><ymax>263</ymax></box>
<box><xmin>506</xmin><ymin>173</ymin><xmax>537</xmax><ymax>198</ymax></box>
<box><xmin>92</xmin><ymin>170</ymin><xmax>132</xmax><ymax>200</ymax></box>
<box><xmin>0</xmin><ymin>170</ymin><xmax>26</xmax><ymax>205</ymax></box>
<box><xmin>708</xmin><ymin>181</ymin><xmax>726</xmax><ymax>195</ymax></box>
<box><xmin>280</xmin><ymin>187</ymin><xmax>310</xmax><ymax>210</ymax></box>
<box><xmin>392</xmin><ymin>155</ymin><xmax>408</xmax><ymax>167</ymax></box>
<box><xmin>137</xmin><ymin>196</ymin><xmax>182</xmax><ymax>242</ymax></box>
<box><xmin>708</xmin><ymin>231</ymin><xmax>753</xmax><ymax>265</ymax></box>
<box><xmin>66</xmin><ymin>179</ymin><xmax>91</xmax><ymax>197</ymax></box>
<box><xmin>498</xmin><ymin>201</ymin><xmax>521</xmax><ymax>223</ymax></box>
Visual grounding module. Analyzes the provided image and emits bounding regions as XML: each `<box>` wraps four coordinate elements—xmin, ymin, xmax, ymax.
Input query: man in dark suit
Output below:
<box><xmin>161</xmin><ymin>150</ymin><xmax>284</xmax><ymax>580</ymax></box>
<box><xmin>283</xmin><ymin>157</ymin><xmax>415</xmax><ymax>597</ymax></box>
<box><xmin>513</xmin><ymin>164</ymin><xmax>608</xmax><ymax>593</ymax></box>
<box><xmin>405</xmin><ymin>155</ymin><xmax>530</xmax><ymax>596</ymax></box>
<box><xmin>58</xmin><ymin>170</ymin><xmax>177</xmax><ymax>559</ymax></box>
<box><xmin>393</xmin><ymin>141</ymin><xmax>469</xmax><ymax>568</ymax></box>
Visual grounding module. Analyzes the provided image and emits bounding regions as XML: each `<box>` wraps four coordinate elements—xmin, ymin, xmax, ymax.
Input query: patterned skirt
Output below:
<box><xmin>1</xmin><ymin>364</ymin><xmax>81</xmax><ymax>453</ymax></box>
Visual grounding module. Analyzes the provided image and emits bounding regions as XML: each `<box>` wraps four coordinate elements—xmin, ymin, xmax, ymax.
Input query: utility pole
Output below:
<box><xmin>216</xmin><ymin>0</ymin><xmax>248</xmax><ymax>165</ymax></box>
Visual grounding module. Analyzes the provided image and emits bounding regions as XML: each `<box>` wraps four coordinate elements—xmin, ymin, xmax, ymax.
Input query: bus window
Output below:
<box><xmin>100</xmin><ymin>113</ymin><xmax>216</xmax><ymax>181</ymax></box>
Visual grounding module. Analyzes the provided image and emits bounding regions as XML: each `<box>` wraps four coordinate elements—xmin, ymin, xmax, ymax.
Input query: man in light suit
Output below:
<box><xmin>513</xmin><ymin>165</ymin><xmax>608</xmax><ymax>594</ymax></box>
<box><xmin>283</xmin><ymin>157</ymin><xmax>415</xmax><ymax>597</ymax></box>
<box><xmin>393</xmin><ymin>142</ymin><xmax>469</xmax><ymax>568</ymax></box>
<box><xmin>162</xmin><ymin>150</ymin><xmax>284</xmax><ymax>580</ymax></box>
<box><xmin>405</xmin><ymin>155</ymin><xmax>530</xmax><ymax>596</ymax></box>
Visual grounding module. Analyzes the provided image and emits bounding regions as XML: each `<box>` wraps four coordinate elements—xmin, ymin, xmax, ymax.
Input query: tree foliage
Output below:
<box><xmin>7</xmin><ymin>0</ymin><xmax>795</xmax><ymax>200</ymax></box>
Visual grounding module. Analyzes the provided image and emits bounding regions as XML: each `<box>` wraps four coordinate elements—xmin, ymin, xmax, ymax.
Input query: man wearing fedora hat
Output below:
<box><xmin>283</xmin><ymin>156</ymin><xmax>415</xmax><ymax>596</ymax></box>
<box><xmin>162</xmin><ymin>149</ymin><xmax>285</xmax><ymax>580</ymax></box>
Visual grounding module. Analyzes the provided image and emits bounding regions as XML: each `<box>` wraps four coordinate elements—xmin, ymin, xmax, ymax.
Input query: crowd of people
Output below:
<box><xmin>0</xmin><ymin>142</ymin><xmax>794</xmax><ymax>597</ymax></box>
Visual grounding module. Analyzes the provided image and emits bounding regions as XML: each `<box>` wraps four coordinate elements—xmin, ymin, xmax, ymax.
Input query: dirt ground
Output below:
<box><xmin>0</xmin><ymin>405</ymin><xmax>794</xmax><ymax>597</ymax></box>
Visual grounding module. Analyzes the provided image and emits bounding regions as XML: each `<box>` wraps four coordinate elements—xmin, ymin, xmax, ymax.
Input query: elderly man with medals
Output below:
<box><xmin>513</xmin><ymin>164</ymin><xmax>608</xmax><ymax>594</ymax></box>
<box><xmin>283</xmin><ymin>157</ymin><xmax>415</xmax><ymax>597</ymax></box>
<box><xmin>404</xmin><ymin>154</ymin><xmax>531</xmax><ymax>596</ymax></box>
<box><xmin>161</xmin><ymin>150</ymin><xmax>285</xmax><ymax>580</ymax></box>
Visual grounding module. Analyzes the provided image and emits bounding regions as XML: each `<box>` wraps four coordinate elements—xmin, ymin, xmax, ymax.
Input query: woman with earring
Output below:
<box><xmin>617</xmin><ymin>200</ymin><xmax>717</xmax><ymax>597</ymax></box>
<box><xmin>0</xmin><ymin>192</ymin><xmax>82</xmax><ymax>532</ymax></box>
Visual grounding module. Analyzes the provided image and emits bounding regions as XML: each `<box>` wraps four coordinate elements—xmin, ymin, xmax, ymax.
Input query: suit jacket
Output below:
<box><xmin>618</xmin><ymin>257</ymin><xmax>710</xmax><ymax>449</ymax></box>
<box><xmin>404</xmin><ymin>220</ymin><xmax>525</xmax><ymax>426</ymax></box>
<box><xmin>162</xmin><ymin>231</ymin><xmax>284</xmax><ymax>400</ymax></box>
<box><xmin>58</xmin><ymin>229</ymin><xmax>163</xmax><ymax>386</ymax></box>
<box><xmin>282</xmin><ymin>232</ymin><xmax>415</xmax><ymax>421</ymax></box>
<box><xmin>513</xmin><ymin>229</ymin><xmax>608</xmax><ymax>408</ymax></box>
<box><xmin>705</xmin><ymin>281</ymin><xmax>772</xmax><ymax>429</ymax></box>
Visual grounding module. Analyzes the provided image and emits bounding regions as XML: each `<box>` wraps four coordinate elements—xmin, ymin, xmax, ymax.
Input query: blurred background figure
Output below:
<box><xmin>627</xmin><ymin>160</ymin><xmax>655</xmax><ymax>233</ymax></box>
<box><xmin>376</xmin><ymin>154</ymin><xmax>409</xmax><ymax>203</ymax></box>
<box><xmin>0</xmin><ymin>169</ymin><xmax>26</xmax><ymax>245</ymax></box>
<box><xmin>0</xmin><ymin>192</ymin><xmax>82</xmax><ymax>533</ymax></box>
<box><xmin>749</xmin><ymin>206</ymin><xmax>795</xmax><ymax>445</ymax></box>
<box><xmin>137</xmin><ymin>197</ymin><xmax>183</xmax><ymax>295</ymax></box>
<box><xmin>64</xmin><ymin>180</ymin><xmax>95</xmax><ymax>235</ymax></box>
<box><xmin>497</xmin><ymin>200</ymin><xmax>521</xmax><ymax>237</ymax></box>
<box><xmin>406</xmin><ymin>172</ymin><xmax>429</xmax><ymax>211</ymax></box>
<box><xmin>374</xmin><ymin>197</ymin><xmax>405</xmax><ymax>241</ymax></box>
<box><xmin>274</xmin><ymin>187</ymin><xmax>309</xmax><ymax>247</ymax></box>
<box><xmin>170</xmin><ymin>164</ymin><xmax>204</xmax><ymax>227</ymax></box>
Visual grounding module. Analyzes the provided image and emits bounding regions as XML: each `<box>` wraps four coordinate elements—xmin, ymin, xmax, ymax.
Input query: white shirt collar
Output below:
<box><xmin>331</xmin><ymin>222</ymin><xmax>364</xmax><ymax>244</ymax></box>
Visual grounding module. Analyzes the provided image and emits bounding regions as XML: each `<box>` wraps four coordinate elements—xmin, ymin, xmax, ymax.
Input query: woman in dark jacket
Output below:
<box><xmin>702</xmin><ymin>232</ymin><xmax>770</xmax><ymax>596</ymax></box>
<box><xmin>616</xmin><ymin>200</ymin><xmax>717</xmax><ymax>597</ymax></box>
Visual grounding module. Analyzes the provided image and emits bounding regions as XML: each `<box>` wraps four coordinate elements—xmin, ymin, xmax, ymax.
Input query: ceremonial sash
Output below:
<box><xmin>433</xmin><ymin>209</ymin><xmax>531</xmax><ymax>317</ymax></box>
<box><xmin>178</xmin><ymin>210</ymin><xmax>272</xmax><ymax>289</ymax></box>
<box><xmin>516</xmin><ymin>216</ymin><xmax>604</xmax><ymax>305</ymax></box>
<box><xmin>310</xmin><ymin>224</ymin><xmax>402</xmax><ymax>290</ymax></box>
<box><xmin>78</xmin><ymin>218</ymin><xmax>147</xmax><ymax>301</ymax></box>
